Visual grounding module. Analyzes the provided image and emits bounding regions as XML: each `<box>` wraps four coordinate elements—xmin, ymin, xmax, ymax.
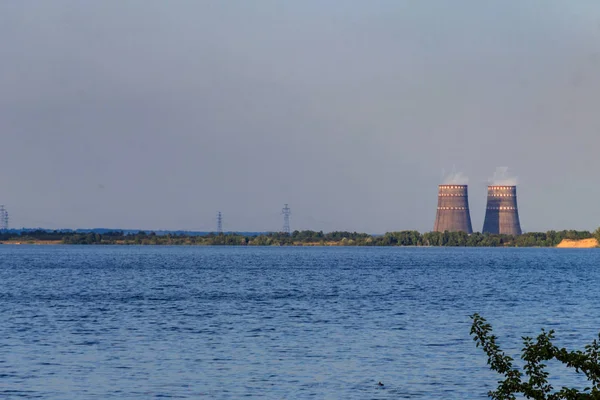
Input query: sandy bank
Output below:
<box><xmin>0</xmin><ymin>240</ymin><xmax>62</xmax><ymax>245</ymax></box>
<box><xmin>556</xmin><ymin>238</ymin><xmax>598</xmax><ymax>248</ymax></box>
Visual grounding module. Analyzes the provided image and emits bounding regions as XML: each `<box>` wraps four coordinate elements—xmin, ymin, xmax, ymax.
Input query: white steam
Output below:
<box><xmin>490</xmin><ymin>167</ymin><xmax>518</xmax><ymax>186</ymax></box>
<box><xmin>442</xmin><ymin>170</ymin><xmax>469</xmax><ymax>185</ymax></box>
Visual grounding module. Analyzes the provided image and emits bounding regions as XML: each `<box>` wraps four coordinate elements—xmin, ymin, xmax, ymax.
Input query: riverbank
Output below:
<box><xmin>2</xmin><ymin>239</ymin><xmax>599</xmax><ymax>248</ymax></box>
<box><xmin>0</xmin><ymin>240</ymin><xmax>62</xmax><ymax>245</ymax></box>
<box><xmin>1</xmin><ymin>229</ymin><xmax>597</xmax><ymax>247</ymax></box>
<box><xmin>556</xmin><ymin>238</ymin><xmax>599</xmax><ymax>248</ymax></box>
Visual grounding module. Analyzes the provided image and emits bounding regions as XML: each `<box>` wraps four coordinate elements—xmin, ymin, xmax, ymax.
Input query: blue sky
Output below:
<box><xmin>1</xmin><ymin>1</ymin><xmax>600</xmax><ymax>232</ymax></box>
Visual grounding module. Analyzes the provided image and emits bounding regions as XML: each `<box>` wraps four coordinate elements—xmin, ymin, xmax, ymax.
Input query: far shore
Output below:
<box><xmin>1</xmin><ymin>238</ymin><xmax>598</xmax><ymax>248</ymax></box>
<box><xmin>0</xmin><ymin>240</ymin><xmax>62</xmax><ymax>245</ymax></box>
<box><xmin>556</xmin><ymin>238</ymin><xmax>598</xmax><ymax>248</ymax></box>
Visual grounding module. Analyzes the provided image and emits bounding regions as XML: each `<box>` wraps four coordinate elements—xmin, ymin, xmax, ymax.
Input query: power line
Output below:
<box><xmin>281</xmin><ymin>204</ymin><xmax>291</xmax><ymax>234</ymax></box>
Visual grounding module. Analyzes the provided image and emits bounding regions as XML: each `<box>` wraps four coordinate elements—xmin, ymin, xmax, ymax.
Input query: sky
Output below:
<box><xmin>1</xmin><ymin>1</ymin><xmax>600</xmax><ymax>233</ymax></box>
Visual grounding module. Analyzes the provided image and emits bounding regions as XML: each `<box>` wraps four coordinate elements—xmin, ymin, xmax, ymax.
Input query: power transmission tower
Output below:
<box><xmin>0</xmin><ymin>205</ymin><xmax>8</xmax><ymax>231</ymax></box>
<box><xmin>217</xmin><ymin>211</ymin><xmax>223</xmax><ymax>234</ymax></box>
<box><xmin>281</xmin><ymin>204</ymin><xmax>291</xmax><ymax>235</ymax></box>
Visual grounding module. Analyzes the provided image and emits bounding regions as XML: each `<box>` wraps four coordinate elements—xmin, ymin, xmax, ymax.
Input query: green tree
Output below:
<box><xmin>594</xmin><ymin>227</ymin><xmax>600</xmax><ymax>247</ymax></box>
<box><xmin>471</xmin><ymin>313</ymin><xmax>600</xmax><ymax>399</ymax></box>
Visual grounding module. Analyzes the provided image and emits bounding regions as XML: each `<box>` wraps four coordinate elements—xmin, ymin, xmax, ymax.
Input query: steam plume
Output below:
<box><xmin>490</xmin><ymin>167</ymin><xmax>518</xmax><ymax>186</ymax></box>
<box><xmin>442</xmin><ymin>170</ymin><xmax>469</xmax><ymax>185</ymax></box>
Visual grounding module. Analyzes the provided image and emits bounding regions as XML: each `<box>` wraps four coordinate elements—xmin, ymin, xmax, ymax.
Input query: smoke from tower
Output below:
<box><xmin>433</xmin><ymin>185</ymin><xmax>473</xmax><ymax>233</ymax></box>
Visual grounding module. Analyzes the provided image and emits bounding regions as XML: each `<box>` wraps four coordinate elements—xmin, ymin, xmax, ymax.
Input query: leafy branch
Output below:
<box><xmin>470</xmin><ymin>314</ymin><xmax>600</xmax><ymax>399</ymax></box>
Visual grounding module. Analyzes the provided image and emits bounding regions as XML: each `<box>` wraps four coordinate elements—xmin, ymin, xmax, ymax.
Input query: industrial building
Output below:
<box><xmin>482</xmin><ymin>186</ymin><xmax>522</xmax><ymax>235</ymax></box>
<box><xmin>433</xmin><ymin>185</ymin><xmax>473</xmax><ymax>233</ymax></box>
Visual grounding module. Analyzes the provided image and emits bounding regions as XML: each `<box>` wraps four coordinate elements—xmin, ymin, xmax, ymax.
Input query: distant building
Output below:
<box><xmin>433</xmin><ymin>185</ymin><xmax>473</xmax><ymax>233</ymax></box>
<box><xmin>482</xmin><ymin>186</ymin><xmax>522</xmax><ymax>235</ymax></box>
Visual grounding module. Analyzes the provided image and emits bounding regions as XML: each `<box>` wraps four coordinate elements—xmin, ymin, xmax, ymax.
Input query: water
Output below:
<box><xmin>1</xmin><ymin>246</ymin><xmax>599</xmax><ymax>399</ymax></box>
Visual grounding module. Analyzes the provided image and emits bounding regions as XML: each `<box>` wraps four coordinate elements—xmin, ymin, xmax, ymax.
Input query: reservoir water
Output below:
<box><xmin>1</xmin><ymin>246</ymin><xmax>599</xmax><ymax>399</ymax></box>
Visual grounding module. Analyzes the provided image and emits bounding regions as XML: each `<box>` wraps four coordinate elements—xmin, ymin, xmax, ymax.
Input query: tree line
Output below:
<box><xmin>1</xmin><ymin>229</ymin><xmax>598</xmax><ymax>247</ymax></box>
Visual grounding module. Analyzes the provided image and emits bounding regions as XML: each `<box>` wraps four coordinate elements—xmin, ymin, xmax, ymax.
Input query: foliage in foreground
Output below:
<box><xmin>470</xmin><ymin>314</ymin><xmax>600</xmax><ymax>399</ymax></box>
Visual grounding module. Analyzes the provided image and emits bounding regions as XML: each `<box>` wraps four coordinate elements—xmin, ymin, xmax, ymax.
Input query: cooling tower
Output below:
<box><xmin>433</xmin><ymin>185</ymin><xmax>473</xmax><ymax>233</ymax></box>
<box><xmin>482</xmin><ymin>186</ymin><xmax>522</xmax><ymax>235</ymax></box>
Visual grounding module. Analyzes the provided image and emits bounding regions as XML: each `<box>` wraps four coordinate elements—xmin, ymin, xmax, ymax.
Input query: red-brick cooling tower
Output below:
<box><xmin>482</xmin><ymin>186</ymin><xmax>522</xmax><ymax>235</ymax></box>
<box><xmin>433</xmin><ymin>185</ymin><xmax>473</xmax><ymax>233</ymax></box>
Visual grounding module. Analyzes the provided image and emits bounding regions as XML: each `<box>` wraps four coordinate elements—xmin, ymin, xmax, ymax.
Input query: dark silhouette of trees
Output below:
<box><xmin>1</xmin><ymin>228</ymin><xmax>598</xmax><ymax>247</ymax></box>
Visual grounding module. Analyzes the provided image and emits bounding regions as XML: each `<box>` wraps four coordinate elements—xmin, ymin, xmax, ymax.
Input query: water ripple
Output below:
<box><xmin>0</xmin><ymin>246</ymin><xmax>599</xmax><ymax>399</ymax></box>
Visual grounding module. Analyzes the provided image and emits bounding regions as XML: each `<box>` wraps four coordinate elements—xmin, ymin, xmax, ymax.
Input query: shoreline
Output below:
<box><xmin>1</xmin><ymin>230</ymin><xmax>597</xmax><ymax>248</ymax></box>
<box><xmin>1</xmin><ymin>240</ymin><xmax>598</xmax><ymax>248</ymax></box>
<box><xmin>556</xmin><ymin>238</ymin><xmax>598</xmax><ymax>248</ymax></box>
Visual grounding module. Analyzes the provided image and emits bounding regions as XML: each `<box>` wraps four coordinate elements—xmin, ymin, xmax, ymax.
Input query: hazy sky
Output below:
<box><xmin>1</xmin><ymin>1</ymin><xmax>600</xmax><ymax>233</ymax></box>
